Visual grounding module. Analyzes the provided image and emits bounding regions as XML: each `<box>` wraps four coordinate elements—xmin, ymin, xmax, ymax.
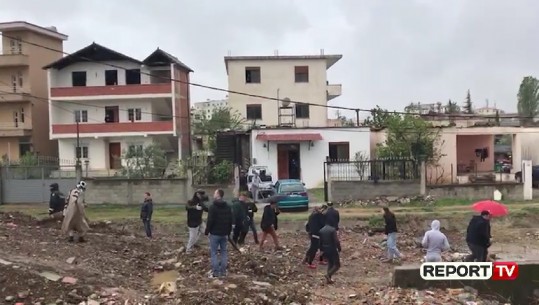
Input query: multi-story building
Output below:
<box><xmin>0</xmin><ymin>21</ymin><xmax>67</xmax><ymax>161</ymax></box>
<box><xmin>45</xmin><ymin>43</ymin><xmax>192</xmax><ymax>171</ymax></box>
<box><xmin>224</xmin><ymin>53</ymin><xmax>342</xmax><ymax>127</ymax></box>
<box><xmin>192</xmin><ymin>98</ymin><xmax>228</xmax><ymax>119</ymax></box>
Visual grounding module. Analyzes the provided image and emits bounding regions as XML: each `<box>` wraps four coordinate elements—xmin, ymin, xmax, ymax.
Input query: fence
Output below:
<box><xmin>325</xmin><ymin>158</ymin><xmax>419</xmax><ymax>181</ymax></box>
<box><xmin>427</xmin><ymin>162</ymin><xmax>519</xmax><ymax>185</ymax></box>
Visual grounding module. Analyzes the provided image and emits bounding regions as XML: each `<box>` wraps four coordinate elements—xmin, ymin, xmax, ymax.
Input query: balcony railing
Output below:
<box><xmin>0</xmin><ymin>54</ymin><xmax>29</xmax><ymax>67</ymax></box>
<box><xmin>0</xmin><ymin>86</ymin><xmax>32</xmax><ymax>102</ymax></box>
<box><xmin>327</xmin><ymin>84</ymin><xmax>342</xmax><ymax>100</ymax></box>
<box><xmin>0</xmin><ymin>122</ymin><xmax>32</xmax><ymax>137</ymax></box>
<box><xmin>51</xmin><ymin>121</ymin><xmax>174</xmax><ymax>134</ymax></box>
<box><xmin>50</xmin><ymin>83</ymin><xmax>172</xmax><ymax>98</ymax></box>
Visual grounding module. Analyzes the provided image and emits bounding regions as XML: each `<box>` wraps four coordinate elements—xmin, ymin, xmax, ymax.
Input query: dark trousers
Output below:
<box><xmin>466</xmin><ymin>243</ymin><xmax>487</xmax><ymax>262</ymax></box>
<box><xmin>324</xmin><ymin>249</ymin><xmax>341</xmax><ymax>278</ymax></box>
<box><xmin>239</xmin><ymin>219</ymin><xmax>259</xmax><ymax>244</ymax></box>
<box><xmin>142</xmin><ymin>219</ymin><xmax>152</xmax><ymax>238</ymax></box>
<box><xmin>233</xmin><ymin>223</ymin><xmax>247</xmax><ymax>244</ymax></box>
<box><xmin>305</xmin><ymin>236</ymin><xmax>320</xmax><ymax>264</ymax></box>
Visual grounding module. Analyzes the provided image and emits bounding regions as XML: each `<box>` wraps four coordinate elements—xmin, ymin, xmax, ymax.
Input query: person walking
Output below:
<box><xmin>205</xmin><ymin>189</ymin><xmax>233</xmax><ymax>278</ymax></box>
<box><xmin>48</xmin><ymin>183</ymin><xmax>66</xmax><ymax>220</ymax></box>
<box><xmin>259</xmin><ymin>199</ymin><xmax>282</xmax><ymax>251</ymax></box>
<box><xmin>240</xmin><ymin>193</ymin><xmax>259</xmax><ymax>244</ymax></box>
<box><xmin>140</xmin><ymin>192</ymin><xmax>154</xmax><ymax>238</ymax></box>
<box><xmin>62</xmin><ymin>181</ymin><xmax>90</xmax><ymax>243</ymax></box>
<box><xmin>320</xmin><ymin>202</ymin><xmax>340</xmax><ymax>264</ymax></box>
<box><xmin>421</xmin><ymin>219</ymin><xmax>450</xmax><ymax>262</ymax></box>
<box><xmin>185</xmin><ymin>190</ymin><xmax>209</xmax><ymax>253</ymax></box>
<box><xmin>231</xmin><ymin>192</ymin><xmax>249</xmax><ymax>245</ymax></box>
<box><xmin>319</xmin><ymin>222</ymin><xmax>341</xmax><ymax>284</ymax></box>
<box><xmin>465</xmin><ymin>210</ymin><xmax>491</xmax><ymax>262</ymax></box>
<box><xmin>303</xmin><ymin>206</ymin><xmax>326</xmax><ymax>268</ymax></box>
<box><xmin>381</xmin><ymin>207</ymin><xmax>403</xmax><ymax>263</ymax></box>
<box><xmin>251</xmin><ymin>171</ymin><xmax>261</xmax><ymax>202</ymax></box>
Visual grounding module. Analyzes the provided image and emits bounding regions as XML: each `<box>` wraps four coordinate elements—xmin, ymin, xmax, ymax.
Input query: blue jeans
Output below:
<box><xmin>209</xmin><ymin>234</ymin><xmax>228</xmax><ymax>277</ymax></box>
<box><xmin>387</xmin><ymin>232</ymin><xmax>401</xmax><ymax>259</ymax></box>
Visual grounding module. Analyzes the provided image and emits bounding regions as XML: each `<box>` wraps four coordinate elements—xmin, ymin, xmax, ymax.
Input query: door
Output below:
<box><xmin>105</xmin><ymin>106</ymin><xmax>120</xmax><ymax>123</ymax></box>
<box><xmin>109</xmin><ymin>142</ymin><xmax>122</xmax><ymax>169</ymax></box>
<box><xmin>277</xmin><ymin>144</ymin><xmax>289</xmax><ymax>179</ymax></box>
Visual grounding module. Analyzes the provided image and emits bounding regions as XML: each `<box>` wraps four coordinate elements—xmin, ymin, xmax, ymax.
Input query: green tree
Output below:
<box><xmin>517</xmin><ymin>76</ymin><xmax>539</xmax><ymax>126</ymax></box>
<box><xmin>121</xmin><ymin>144</ymin><xmax>168</xmax><ymax>178</ymax></box>
<box><xmin>363</xmin><ymin>106</ymin><xmax>399</xmax><ymax>129</ymax></box>
<box><xmin>445</xmin><ymin>99</ymin><xmax>460</xmax><ymax>114</ymax></box>
<box><xmin>192</xmin><ymin>106</ymin><xmax>244</xmax><ymax>151</ymax></box>
<box><xmin>463</xmin><ymin>90</ymin><xmax>473</xmax><ymax>114</ymax></box>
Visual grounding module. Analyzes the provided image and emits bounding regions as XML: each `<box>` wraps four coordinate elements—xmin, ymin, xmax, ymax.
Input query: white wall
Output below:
<box><xmin>227</xmin><ymin>59</ymin><xmax>335</xmax><ymax>127</ymax></box>
<box><xmin>49</xmin><ymin>61</ymin><xmax>153</xmax><ymax>87</ymax></box>
<box><xmin>58</xmin><ymin>136</ymin><xmax>154</xmax><ymax>170</ymax></box>
<box><xmin>250</xmin><ymin>128</ymin><xmax>370</xmax><ymax>188</ymax></box>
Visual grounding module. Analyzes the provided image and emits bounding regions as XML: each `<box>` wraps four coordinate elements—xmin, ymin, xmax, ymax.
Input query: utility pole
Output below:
<box><xmin>75</xmin><ymin>114</ymin><xmax>82</xmax><ymax>182</ymax></box>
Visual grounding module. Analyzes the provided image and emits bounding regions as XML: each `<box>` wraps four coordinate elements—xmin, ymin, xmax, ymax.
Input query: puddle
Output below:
<box><xmin>151</xmin><ymin>270</ymin><xmax>179</xmax><ymax>288</ymax></box>
<box><xmin>490</xmin><ymin>243</ymin><xmax>539</xmax><ymax>261</ymax></box>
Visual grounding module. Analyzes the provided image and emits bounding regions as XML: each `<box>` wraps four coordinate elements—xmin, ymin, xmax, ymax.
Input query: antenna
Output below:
<box><xmin>274</xmin><ymin>49</ymin><xmax>279</xmax><ymax>56</ymax></box>
<box><xmin>227</xmin><ymin>50</ymin><xmax>231</xmax><ymax>56</ymax></box>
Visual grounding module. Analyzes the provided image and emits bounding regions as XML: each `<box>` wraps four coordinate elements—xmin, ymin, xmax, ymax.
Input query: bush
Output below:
<box><xmin>209</xmin><ymin>160</ymin><xmax>233</xmax><ymax>184</ymax></box>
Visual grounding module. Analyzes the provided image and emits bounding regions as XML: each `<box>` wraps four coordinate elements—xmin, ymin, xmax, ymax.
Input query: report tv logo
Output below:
<box><xmin>420</xmin><ymin>262</ymin><xmax>519</xmax><ymax>281</ymax></box>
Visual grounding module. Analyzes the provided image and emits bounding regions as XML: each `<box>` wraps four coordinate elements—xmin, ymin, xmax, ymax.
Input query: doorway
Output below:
<box><xmin>277</xmin><ymin>143</ymin><xmax>301</xmax><ymax>180</ymax></box>
<box><xmin>109</xmin><ymin>142</ymin><xmax>121</xmax><ymax>169</ymax></box>
<box><xmin>105</xmin><ymin>106</ymin><xmax>119</xmax><ymax>123</ymax></box>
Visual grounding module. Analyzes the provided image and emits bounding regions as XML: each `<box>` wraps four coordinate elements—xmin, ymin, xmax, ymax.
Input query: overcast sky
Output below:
<box><xmin>2</xmin><ymin>0</ymin><xmax>538</xmax><ymax>119</ymax></box>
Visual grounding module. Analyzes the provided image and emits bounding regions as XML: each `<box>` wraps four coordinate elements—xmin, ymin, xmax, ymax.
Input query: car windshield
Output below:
<box><xmin>280</xmin><ymin>183</ymin><xmax>304</xmax><ymax>193</ymax></box>
<box><xmin>260</xmin><ymin>175</ymin><xmax>272</xmax><ymax>182</ymax></box>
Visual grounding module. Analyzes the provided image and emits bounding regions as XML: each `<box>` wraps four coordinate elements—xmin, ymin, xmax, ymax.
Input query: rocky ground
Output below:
<box><xmin>0</xmin><ymin>210</ymin><xmax>537</xmax><ymax>305</ymax></box>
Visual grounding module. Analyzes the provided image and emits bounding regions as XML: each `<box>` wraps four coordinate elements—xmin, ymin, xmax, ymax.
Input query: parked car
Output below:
<box><xmin>247</xmin><ymin>166</ymin><xmax>274</xmax><ymax>200</ymax></box>
<box><xmin>514</xmin><ymin>165</ymin><xmax>539</xmax><ymax>187</ymax></box>
<box><xmin>271</xmin><ymin>179</ymin><xmax>309</xmax><ymax>211</ymax></box>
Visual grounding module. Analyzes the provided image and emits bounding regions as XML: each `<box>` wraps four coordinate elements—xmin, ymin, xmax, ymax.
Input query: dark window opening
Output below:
<box><xmin>19</xmin><ymin>143</ymin><xmax>32</xmax><ymax>156</ymax></box>
<box><xmin>294</xmin><ymin>66</ymin><xmax>309</xmax><ymax>83</ymax></box>
<box><xmin>105</xmin><ymin>106</ymin><xmax>119</xmax><ymax>123</ymax></box>
<box><xmin>246</xmin><ymin>104</ymin><xmax>262</xmax><ymax>120</ymax></box>
<box><xmin>126</xmin><ymin>69</ymin><xmax>141</xmax><ymax>85</ymax></box>
<box><xmin>76</xmin><ymin>146</ymin><xmax>89</xmax><ymax>158</ymax></box>
<box><xmin>128</xmin><ymin>108</ymin><xmax>142</xmax><ymax>121</ymax></box>
<box><xmin>245</xmin><ymin>67</ymin><xmax>261</xmax><ymax>83</ymax></box>
<box><xmin>20</xmin><ymin>108</ymin><xmax>25</xmax><ymax>123</ymax></box>
<box><xmin>328</xmin><ymin>142</ymin><xmax>350</xmax><ymax>161</ymax></box>
<box><xmin>72</xmin><ymin>71</ymin><xmax>87</xmax><ymax>87</ymax></box>
<box><xmin>105</xmin><ymin>70</ymin><xmax>118</xmax><ymax>86</ymax></box>
<box><xmin>74</xmin><ymin>110</ymin><xmax>88</xmax><ymax>123</ymax></box>
<box><xmin>295</xmin><ymin>103</ymin><xmax>310</xmax><ymax>119</ymax></box>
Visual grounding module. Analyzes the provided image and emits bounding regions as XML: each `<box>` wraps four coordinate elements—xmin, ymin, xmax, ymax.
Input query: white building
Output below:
<box><xmin>225</xmin><ymin>54</ymin><xmax>342</xmax><ymax>128</ymax></box>
<box><xmin>45</xmin><ymin>43</ymin><xmax>193</xmax><ymax>172</ymax></box>
<box><xmin>193</xmin><ymin>98</ymin><xmax>228</xmax><ymax>119</ymax></box>
<box><xmin>250</xmin><ymin>127</ymin><xmax>370</xmax><ymax>188</ymax></box>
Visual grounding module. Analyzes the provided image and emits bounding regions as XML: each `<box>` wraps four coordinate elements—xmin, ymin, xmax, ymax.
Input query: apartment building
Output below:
<box><xmin>45</xmin><ymin>43</ymin><xmax>192</xmax><ymax>171</ymax></box>
<box><xmin>224</xmin><ymin>53</ymin><xmax>342</xmax><ymax>127</ymax></box>
<box><xmin>193</xmin><ymin>98</ymin><xmax>228</xmax><ymax>119</ymax></box>
<box><xmin>0</xmin><ymin>21</ymin><xmax>67</xmax><ymax>161</ymax></box>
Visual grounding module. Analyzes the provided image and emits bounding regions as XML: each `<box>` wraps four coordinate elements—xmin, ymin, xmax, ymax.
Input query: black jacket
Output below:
<box><xmin>140</xmin><ymin>198</ymin><xmax>153</xmax><ymax>220</ymax></box>
<box><xmin>319</xmin><ymin>225</ymin><xmax>341</xmax><ymax>252</ymax></box>
<box><xmin>205</xmin><ymin>199</ymin><xmax>233</xmax><ymax>236</ymax></box>
<box><xmin>186</xmin><ymin>200</ymin><xmax>209</xmax><ymax>228</ymax></box>
<box><xmin>325</xmin><ymin>207</ymin><xmax>340</xmax><ymax>230</ymax></box>
<box><xmin>246</xmin><ymin>201</ymin><xmax>258</xmax><ymax>219</ymax></box>
<box><xmin>306</xmin><ymin>212</ymin><xmax>325</xmax><ymax>236</ymax></box>
<box><xmin>384</xmin><ymin>213</ymin><xmax>398</xmax><ymax>234</ymax></box>
<box><xmin>466</xmin><ymin>215</ymin><xmax>491</xmax><ymax>247</ymax></box>
<box><xmin>49</xmin><ymin>190</ymin><xmax>65</xmax><ymax>214</ymax></box>
<box><xmin>232</xmin><ymin>199</ymin><xmax>248</xmax><ymax>225</ymax></box>
<box><xmin>261</xmin><ymin>205</ymin><xmax>279</xmax><ymax>231</ymax></box>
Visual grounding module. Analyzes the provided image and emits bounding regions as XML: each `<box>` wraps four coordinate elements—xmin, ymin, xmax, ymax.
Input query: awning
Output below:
<box><xmin>256</xmin><ymin>133</ymin><xmax>323</xmax><ymax>141</ymax></box>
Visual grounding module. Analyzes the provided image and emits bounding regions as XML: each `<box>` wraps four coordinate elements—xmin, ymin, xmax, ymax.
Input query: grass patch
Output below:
<box><xmin>308</xmin><ymin>188</ymin><xmax>325</xmax><ymax>202</ymax></box>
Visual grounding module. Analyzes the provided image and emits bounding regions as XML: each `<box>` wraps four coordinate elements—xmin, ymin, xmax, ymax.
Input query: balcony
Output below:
<box><xmin>0</xmin><ymin>122</ymin><xmax>32</xmax><ymax>137</ymax></box>
<box><xmin>0</xmin><ymin>86</ymin><xmax>31</xmax><ymax>103</ymax></box>
<box><xmin>327</xmin><ymin>83</ymin><xmax>342</xmax><ymax>101</ymax></box>
<box><xmin>50</xmin><ymin>83</ymin><xmax>172</xmax><ymax>98</ymax></box>
<box><xmin>51</xmin><ymin>121</ymin><xmax>174</xmax><ymax>135</ymax></box>
<box><xmin>0</xmin><ymin>54</ymin><xmax>29</xmax><ymax>67</ymax></box>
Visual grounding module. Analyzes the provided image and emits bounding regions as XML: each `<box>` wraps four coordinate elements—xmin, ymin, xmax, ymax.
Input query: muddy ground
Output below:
<box><xmin>0</xmin><ymin>210</ymin><xmax>538</xmax><ymax>305</ymax></box>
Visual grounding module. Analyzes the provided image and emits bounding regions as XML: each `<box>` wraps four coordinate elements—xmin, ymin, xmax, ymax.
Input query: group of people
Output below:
<box><xmin>48</xmin><ymin>181</ymin><xmax>90</xmax><ymax>242</ymax></box>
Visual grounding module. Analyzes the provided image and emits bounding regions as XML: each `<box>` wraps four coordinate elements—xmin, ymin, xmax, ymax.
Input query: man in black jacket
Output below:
<box><xmin>319</xmin><ymin>223</ymin><xmax>341</xmax><ymax>284</ymax></box>
<box><xmin>48</xmin><ymin>183</ymin><xmax>66</xmax><ymax>219</ymax></box>
<box><xmin>324</xmin><ymin>202</ymin><xmax>340</xmax><ymax>231</ymax></box>
<box><xmin>303</xmin><ymin>206</ymin><xmax>326</xmax><ymax>268</ymax></box>
<box><xmin>465</xmin><ymin>210</ymin><xmax>491</xmax><ymax>262</ymax></box>
<box><xmin>259</xmin><ymin>199</ymin><xmax>282</xmax><ymax>251</ymax></box>
<box><xmin>205</xmin><ymin>189</ymin><xmax>233</xmax><ymax>278</ymax></box>
<box><xmin>185</xmin><ymin>190</ymin><xmax>209</xmax><ymax>253</ymax></box>
<box><xmin>232</xmin><ymin>192</ymin><xmax>249</xmax><ymax>245</ymax></box>
<box><xmin>140</xmin><ymin>192</ymin><xmax>153</xmax><ymax>238</ymax></box>
<box><xmin>240</xmin><ymin>194</ymin><xmax>259</xmax><ymax>244</ymax></box>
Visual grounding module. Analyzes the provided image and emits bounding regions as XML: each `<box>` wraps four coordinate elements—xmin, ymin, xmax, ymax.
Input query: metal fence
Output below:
<box><xmin>325</xmin><ymin>159</ymin><xmax>419</xmax><ymax>181</ymax></box>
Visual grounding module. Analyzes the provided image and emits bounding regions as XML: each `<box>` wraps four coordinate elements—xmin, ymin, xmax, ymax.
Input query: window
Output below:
<box><xmin>295</xmin><ymin>103</ymin><xmax>310</xmax><ymax>119</ymax></box>
<box><xmin>72</xmin><ymin>71</ymin><xmax>87</xmax><ymax>87</ymax></box>
<box><xmin>74</xmin><ymin>110</ymin><xmax>88</xmax><ymax>123</ymax></box>
<box><xmin>11</xmin><ymin>74</ymin><xmax>17</xmax><ymax>92</ymax></box>
<box><xmin>294</xmin><ymin>66</ymin><xmax>309</xmax><ymax>83</ymax></box>
<box><xmin>17</xmin><ymin>71</ymin><xmax>23</xmax><ymax>88</ymax></box>
<box><xmin>128</xmin><ymin>144</ymin><xmax>143</xmax><ymax>155</ymax></box>
<box><xmin>128</xmin><ymin>108</ymin><xmax>142</xmax><ymax>121</ymax></box>
<box><xmin>245</xmin><ymin>67</ymin><xmax>261</xmax><ymax>83</ymax></box>
<box><xmin>126</xmin><ymin>69</ymin><xmax>141</xmax><ymax>85</ymax></box>
<box><xmin>246</xmin><ymin>104</ymin><xmax>262</xmax><ymax>120</ymax></box>
<box><xmin>10</xmin><ymin>37</ymin><xmax>22</xmax><ymax>54</ymax></box>
<box><xmin>328</xmin><ymin>142</ymin><xmax>350</xmax><ymax>161</ymax></box>
<box><xmin>105</xmin><ymin>70</ymin><xmax>118</xmax><ymax>86</ymax></box>
<box><xmin>20</xmin><ymin>108</ymin><xmax>24</xmax><ymax>123</ymax></box>
<box><xmin>13</xmin><ymin>111</ymin><xmax>19</xmax><ymax>128</ymax></box>
<box><xmin>75</xmin><ymin>146</ymin><xmax>89</xmax><ymax>158</ymax></box>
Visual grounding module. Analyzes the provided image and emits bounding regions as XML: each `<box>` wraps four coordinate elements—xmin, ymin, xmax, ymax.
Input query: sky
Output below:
<box><xmin>1</xmin><ymin>0</ymin><xmax>538</xmax><ymax>119</ymax></box>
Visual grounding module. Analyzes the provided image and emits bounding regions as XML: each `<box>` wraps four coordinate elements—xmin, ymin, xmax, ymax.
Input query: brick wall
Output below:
<box><xmin>428</xmin><ymin>183</ymin><xmax>523</xmax><ymax>201</ymax></box>
<box><xmin>329</xmin><ymin>180</ymin><xmax>421</xmax><ymax>201</ymax></box>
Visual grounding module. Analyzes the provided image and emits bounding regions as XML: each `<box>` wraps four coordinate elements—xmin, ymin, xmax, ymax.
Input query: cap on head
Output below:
<box><xmin>481</xmin><ymin>210</ymin><xmax>490</xmax><ymax>216</ymax></box>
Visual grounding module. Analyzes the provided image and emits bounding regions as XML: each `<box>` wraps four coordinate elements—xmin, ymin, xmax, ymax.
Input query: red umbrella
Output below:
<box><xmin>471</xmin><ymin>200</ymin><xmax>508</xmax><ymax>217</ymax></box>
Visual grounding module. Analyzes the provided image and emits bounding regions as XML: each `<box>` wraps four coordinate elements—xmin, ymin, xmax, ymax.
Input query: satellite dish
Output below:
<box><xmin>281</xmin><ymin>97</ymin><xmax>291</xmax><ymax>107</ymax></box>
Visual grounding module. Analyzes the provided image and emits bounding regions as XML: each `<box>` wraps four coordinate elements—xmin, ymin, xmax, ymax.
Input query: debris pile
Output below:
<box><xmin>336</xmin><ymin>195</ymin><xmax>436</xmax><ymax>207</ymax></box>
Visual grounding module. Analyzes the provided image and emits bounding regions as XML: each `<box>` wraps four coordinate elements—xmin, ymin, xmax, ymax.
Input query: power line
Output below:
<box><xmin>1</xmin><ymin>32</ymin><xmax>532</xmax><ymax>121</ymax></box>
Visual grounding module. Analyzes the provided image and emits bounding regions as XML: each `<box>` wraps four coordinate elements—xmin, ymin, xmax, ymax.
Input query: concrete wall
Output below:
<box><xmin>83</xmin><ymin>178</ymin><xmax>235</xmax><ymax>205</ymax></box>
<box><xmin>428</xmin><ymin>183</ymin><xmax>524</xmax><ymax>201</ymax></box>
<box><xmin>329</xmin><ymin>180</ymin><xmax>421</xmax><ymax>201</ymax></box>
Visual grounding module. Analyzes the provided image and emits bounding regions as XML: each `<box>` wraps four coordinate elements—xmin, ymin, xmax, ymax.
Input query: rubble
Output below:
<box><xmin>336</xmin><ymin>195</ymin><xmax>436</xmax><ymax>207</ymax></box>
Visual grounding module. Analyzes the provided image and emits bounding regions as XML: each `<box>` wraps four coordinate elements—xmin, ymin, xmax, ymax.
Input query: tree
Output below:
<box><xmin>363</xmin><ymin>106</ymin><xmax>399</xmax><ymax>129</ymax></box>
<box><xmin>517</xmin><ymin>76</ymin><xmax>539</xmax><ymax>126</ymax></box>
<box><xmin>192</xmin><ymin>106</ymin><xmax>244</xmax><ymax>150</ymax></box>
<box><xmin>463</xmin><ymin>90</ymin><xmax>473</xmax><ymax>114</ymax></box>
<box><xmin>445</xmin><ymin>99</ymin><xmax>460</xmax><ymax>114</ymax></box>
<box><xmin>121</xmin><ymin>144</ymin><xmax>168</xmax><ymax>178</ymax></box>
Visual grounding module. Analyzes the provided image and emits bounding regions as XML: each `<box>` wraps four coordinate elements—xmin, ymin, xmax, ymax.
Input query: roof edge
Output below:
<box><xmin>0</xmin><ymin>21</ymin><xmax>68</xmax><ymax>41</ymax></box>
